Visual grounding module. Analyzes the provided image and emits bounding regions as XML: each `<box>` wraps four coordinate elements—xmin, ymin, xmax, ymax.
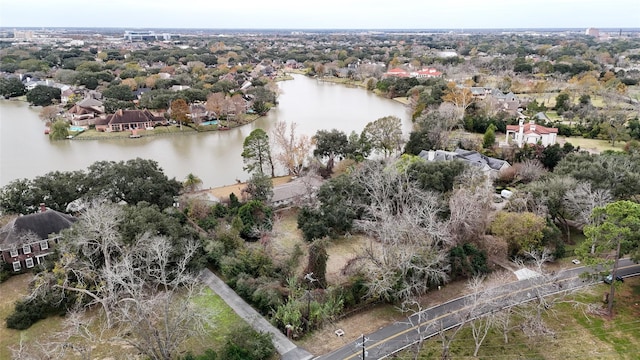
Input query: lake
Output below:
<box><xmin>0</xmin><ymin>74</ymin><xmax>411</xmax><ymax>188</ymax></box>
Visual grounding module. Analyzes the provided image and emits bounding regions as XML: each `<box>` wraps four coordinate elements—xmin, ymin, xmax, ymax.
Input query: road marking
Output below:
<box><xmin>337</xmin><ymin>263</ymin><xmax>639</xmax><ymax>360</ymax></box>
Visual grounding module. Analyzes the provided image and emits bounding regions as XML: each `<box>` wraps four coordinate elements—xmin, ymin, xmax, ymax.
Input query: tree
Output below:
<box><xmin>0</xmin><ymin>77</ymin><xmax>26</xmax><ymax>98</ymax></box>
<box><xmin>241</xmin><ymin>128</ymin><xmax>274</xmax><ymax>177</ymax></box>
<box><xmin>490</xmin><ymin>211</ymin><xmax>546</xmax><ymax>257</ymax></box>
<box><xmin>205</xmin><ymin>92</ymin><xmax>226</xmax><ymax>118</ymax></box>
<box><xmin>579</xmin><ymin>200</ymin><xmax>640</xmax><ymax>316</ymax></box>
<box><xmin>482</xmin><ymin>123</ymin><xmax>496</xmax><ymax>148</ymax></box>
<box><xmin>600</xmin><ymin>111</ymin><xmax>629</xmax><ymax>146</ymax></box>
<box><xmin>0</xmin><ymin>178</ymin><xmax>36</xmax><ymax>214</ymax></box>
<box><xmin>447</xmin><ymin>168</ymin><xmax>492</xmax><ymax>244</ymax></box>
<box><xmin>49</xmin><ymin>119</ymin><xmax>70</xmax><ymax>140</ymax></box>
<box><xmin>554</xmin><ymin>92</ymin><xmax>570</xmax><ymax>113</ymax></box>
<box><xmin>183</xmin><ymin>173</ymin><xmax>203</xmax><ymax>193</ymax></box>
<box><xmin>271</xmin><ymin>121</ymin><xmax>312</xmax><ymax>176</ymax></box>
<box><xmin>564</xmin><ymin>182</ymin><xmax>612</xmax><ymax>234</ymax></box>
<box><xmin>221</xmin><ymin>325</ymin><xmax>275</xmax><ymax>360</ymax></box>
<box><xmin>313</xmin><ymin>129</ymin><xmax>349</xmax><ymax>175</ymax></box>
<box><xmin>102</xmin><ymin>84</ymin><xmax>135</xmax><ymax>101</ymax></box>
<box><xmin>236</xmin><ymin>200</ymin><xmax>273</xmax><ymax>240</ymax></box>
<box><xmin>243</xmin><ymin>172</ymin><xmax>273</xmax><ymax>203</ymax></box>
<box><xmin>304</xmin><ymin>241</ymin><xmax>328</xmax><ymax>288</ymax></box>
<box><xmin>39</xmin><ymin>105</ymin><xmax>60</xmax><ymax>124</ymax></box>
<box><xmin>85</xmin><ymin>158</ymin><xmax>182</xmax><ymax>209</ymax></box>
<box><xmin>26</xmin><ymin>85</ymin><xmax>61</xmax><ymax>106</ymax></box>
<box><xmin>362</xmin><ymin>116</ymin><xmax>404</xmax><ymax>158</ymax></box>
<box><xmin>353</xmin><ymin>161</ymin><xmax>450</xmax><ymax>302</ymax></box>
<box><xmin>441</xmin><ymin>81</ymin><xmax>474</xmax><ymax>120</ymax></box>
<box><xmin>170</xmin><ymin>98</ymin><xmax>190</xmax><ymax>127</ymax></box>
<box><xmin>24</xmin><ymin>201</ymin><xmax>210</xmax><ymax>360</ymax></box>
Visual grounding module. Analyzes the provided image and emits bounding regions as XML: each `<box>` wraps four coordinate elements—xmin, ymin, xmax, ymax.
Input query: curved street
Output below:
<box><xmin>315</xmin><ymin>259</ymin><xmax>640</xmax><ymax>360</ymax></box>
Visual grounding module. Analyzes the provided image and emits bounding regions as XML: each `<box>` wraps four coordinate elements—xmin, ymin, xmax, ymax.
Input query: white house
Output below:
<box><xmin>505</xmin><ymin>119</ymin><xmax>558</xmax><ymax>148</ymax></box>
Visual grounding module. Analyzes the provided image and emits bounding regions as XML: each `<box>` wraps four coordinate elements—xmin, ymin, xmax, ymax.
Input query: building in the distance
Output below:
<box><xmin>585</xmin><ymin>28</ymin><xmax>600</xmax><ymax>37</ymax></box>
<box><xmin>124</xmin><ymin>31</ymin><xmax>177</xmax><ymax>41</ymax></box>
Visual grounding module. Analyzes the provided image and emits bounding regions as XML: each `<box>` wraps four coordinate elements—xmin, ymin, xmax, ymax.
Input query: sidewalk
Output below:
<box><xmin>199</xmin><ymin>269</ymin><xmax>314</xmax><ymax>360</ymax></box>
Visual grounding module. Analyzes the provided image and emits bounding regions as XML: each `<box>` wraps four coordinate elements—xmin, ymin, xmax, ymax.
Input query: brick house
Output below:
<box><xmin>95</xmin><ymin>109</ymin><xmax>166</xmax><ymax>132</ymax></box>
<box><xmin>0</xmin><ymin>205</ymin><xmax>76</xmax><ymax>272</ymax></box>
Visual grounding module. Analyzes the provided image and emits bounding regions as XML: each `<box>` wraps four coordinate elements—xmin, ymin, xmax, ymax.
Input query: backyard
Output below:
<box><xmin>0</xmin><ymin>274</ymin><xmax>243</xmax><ymax>359</ymax></box>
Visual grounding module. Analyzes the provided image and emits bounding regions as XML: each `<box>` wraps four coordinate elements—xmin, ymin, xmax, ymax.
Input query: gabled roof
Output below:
<box><xmin>418</xmin><ymin>149</ymin><xmax>510</xmax><ymax>172</ymax></box>
<box><xmin>97</xmin><ymin>109</ymin><xmax>164</xmax><ymax>126</ymax></box>
<box><xmin>454</xmin><ymin>149</ymin><xmax>510</xmax><ymax>171</ymax></box>
<box><xmin>0</xmin><ymin>210</ymin><xmax>76</xmax><ymax>249</ymax></box>
<box><xmin>77</xmin><ymin>97</ymin><xmax>103</xmax><ymax>108</ymax></box>
<box><xmin>506</xmin><ymin>121</ymin><xmax>558</xmax><ymax>135</ymax></box>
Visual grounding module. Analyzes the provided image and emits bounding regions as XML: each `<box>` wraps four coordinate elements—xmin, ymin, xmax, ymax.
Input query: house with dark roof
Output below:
<box><xmin>95</xmin><ymin>109</ymin><xmax>166</xmax><ymax>132</ymax></box>
<box><xmin>0</xmin><ymin>205</ymin><xmax>76</xmax><ymax>271</ymax></box>
<box><xmin>418</xmin><ymin>148</ymin><xmax>510</xmax><ymax>177</ymax></box>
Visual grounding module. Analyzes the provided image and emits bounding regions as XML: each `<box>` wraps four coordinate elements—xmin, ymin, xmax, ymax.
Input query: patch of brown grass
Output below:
<box><xmin>299</xmin><ymin>304</ymin><xmax>404</xmax><ymax>355</ymax></box>
<box><xmin>208</xmin><ymin>175</ymin><xmax>292</xmax><ymax>201</ymax></box>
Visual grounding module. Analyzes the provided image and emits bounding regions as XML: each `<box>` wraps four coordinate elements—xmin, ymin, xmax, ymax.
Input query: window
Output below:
<box><xmin>23</xmin><ymin>244</ymin><xmax>31</xmax><ymax>255</ymax></box>
<box><xmin>12</xmin><ymin>261</ymin><xmax>21</xmax><ymax>272</ymax></box>
<box><xmin>40</xmin><ymin>240</ymin><xmax>49</xmax><ymax>251</ymax></box>
<box><xmin>25</xmin><ymin>258</ymin><xmax>34</xmax><ymax>268</ymax></box>
<box><xmin>9</xmin><ymin>249</ymin><xmax>18</xmax><ymax>258</ymax></box>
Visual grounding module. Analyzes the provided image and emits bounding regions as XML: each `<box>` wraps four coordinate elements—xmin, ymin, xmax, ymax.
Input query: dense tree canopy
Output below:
<box><xmin>26</xmin><ymin>85</ymin><xmax>61</xmax><ymax>106</ymax></box>
<box><xmin>0</xmin><ymin>159</ymin><xmax>181</xmax><ymax>214</ymax></box>
<box><xmin>0</xmin><ymin>77</ymin><xmax>26</xmax><ymax>98</ymax></box>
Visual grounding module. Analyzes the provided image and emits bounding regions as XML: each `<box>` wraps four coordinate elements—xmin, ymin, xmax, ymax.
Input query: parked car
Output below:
<box><xmin>603</xmin><ymin>274</ymin><xmax>624</xmax><ymax>284</ymax></box>
<box><xmin>571</xmin><ymin>259</ymin><xmax>581</xmax><ymax>265</ymax></box>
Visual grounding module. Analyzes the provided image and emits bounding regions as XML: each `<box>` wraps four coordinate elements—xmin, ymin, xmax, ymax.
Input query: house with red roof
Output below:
<box><xmin>505</xmin><ymin>119</ymin><xmax>558</xmax><ymax>147</ymax></box>
<box><xmin>382</xmin><ymin>68</ymin><xmax>410</xmax><ymax>78</ymax></box>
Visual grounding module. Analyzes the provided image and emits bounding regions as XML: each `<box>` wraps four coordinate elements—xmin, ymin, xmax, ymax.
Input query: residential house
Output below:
<box><xmin>0</xmin><ymin>204</ymin><xmax>76</xmax><ymax>272</ymax></box>
<box><xmin>270</xmin><ymin>176</ymin><xmax>323</xmax><ymax>208</ymax></box>
<box><xmin>418</xmin><ymin>148</ymin><xmax>510</xmax><ymax>177</ymax></box>
<box><xmin>383</xmin><ymin>68</ymin><xmax>411</xmax><ymax>78</ymax></box>
<box><xmin>505</xmin><ymin>119</ymin><xmax>558</xmax><ymax>147</ymax></box>
<box><xmin>383</xmin><ymin>67</ymin><xmax>442</xmax><ymax>79</ymax></box>
<box><xmin>95</xmin><ymin>109</ymin><xmax>166</xmax><ymax>132</ymax></box>
<box><xmin>67</xmin><ymin>97</ymin><xmax>105</xmax><ymax>126</ymax></box>
<box><xmin>412</xmin><ymin>67</ymin><xmax>442</xmax><ymax>78</ymax></box>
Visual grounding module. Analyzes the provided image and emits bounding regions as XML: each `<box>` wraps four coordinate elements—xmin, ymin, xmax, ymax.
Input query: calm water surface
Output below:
<box><xmin>0</xmin><ymin>75</ymin><xmax>411</xmax><ymax>188</ymax></box>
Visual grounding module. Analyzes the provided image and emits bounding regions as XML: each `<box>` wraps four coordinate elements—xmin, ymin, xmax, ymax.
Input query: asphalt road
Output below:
<box><xmin>315</xmin><ymin>259</ymin><xmax>640</xmax><ymax>360</ymax></box>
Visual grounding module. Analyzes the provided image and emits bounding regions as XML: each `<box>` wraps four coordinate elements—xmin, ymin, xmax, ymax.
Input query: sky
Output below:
<box><xmin>0</xmin><ymin>0</ymin><xmax>638</xmax><ymax>30</ymax></box>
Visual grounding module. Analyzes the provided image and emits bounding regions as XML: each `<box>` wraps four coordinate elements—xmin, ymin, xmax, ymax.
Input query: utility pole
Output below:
<box><xmin>356</xmin><ymin>333</ymin><xmax>370</xmax><ymax>359</ymax></box>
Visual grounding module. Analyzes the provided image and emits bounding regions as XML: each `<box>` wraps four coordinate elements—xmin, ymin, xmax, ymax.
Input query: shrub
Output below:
<box><xmin>222</xmin><ymin>325</ymin><xmax>275</xmax><ymax>360</ymax></box>
<box><xmin>6</xmin><ymin>293</ymin><xmax>70</xmax><ymax>330</ymax></box>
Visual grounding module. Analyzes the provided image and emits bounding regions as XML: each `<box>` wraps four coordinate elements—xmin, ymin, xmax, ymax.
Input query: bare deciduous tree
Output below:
<box><xmin>564</xmin><ymin>182</ymin><xmax>612</xmax><ymax>251</ymax></box>
<box><xmin>26</xmin><ymin>201</ymin><xmax>214</xmax><ymax>360</ymax></box>
<box><xmin>353</xmin><ymin>161</ymin><xmax>450</xmax><ymax>302</ymax></box>
<box><xmin>271</xmin><ymin>121</ymin><xmax>312</xmax><ymax>176</ymax></box>
<box><xmin>447</xmin><ymin>168</ymin><xmax>493</xmax><ymax>245</ymax></box>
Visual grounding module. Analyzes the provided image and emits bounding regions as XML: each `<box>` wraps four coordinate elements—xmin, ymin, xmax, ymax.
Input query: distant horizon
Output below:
<box><xmin>1</xmin><ymin>0</ymin><xmax>638</xmax><ymax>30</ymax></box>
<box><xmin>2</xmin><ymin>26</ymin><xmax>640</xmax><ymax>32</ymax></box>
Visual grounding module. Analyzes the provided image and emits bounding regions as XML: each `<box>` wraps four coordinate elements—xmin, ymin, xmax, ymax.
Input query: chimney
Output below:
<box><xmin>40</xmin><ymin>203</ymin><xmax>46</xmax><ymax>212</ymax></box>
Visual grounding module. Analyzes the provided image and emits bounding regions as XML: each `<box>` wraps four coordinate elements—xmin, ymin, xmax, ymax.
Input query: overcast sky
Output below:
<box><xmin>1</xmin><ymin>0</ymin><xmax>638</xmax><ymax>29</ymax></box>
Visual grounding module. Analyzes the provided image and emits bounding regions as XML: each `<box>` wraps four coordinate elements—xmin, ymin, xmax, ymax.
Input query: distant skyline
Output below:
<box><xmin>1</xmin><ymin>0</ymin><xmax>639</xmax><ymax>30</ymax></box>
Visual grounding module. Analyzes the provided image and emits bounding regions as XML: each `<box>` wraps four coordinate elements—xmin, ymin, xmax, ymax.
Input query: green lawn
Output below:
<box><xmin>559</xmin><ymin>136</ymin><xmax>626</xmax><ymax>153</ymax></box>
